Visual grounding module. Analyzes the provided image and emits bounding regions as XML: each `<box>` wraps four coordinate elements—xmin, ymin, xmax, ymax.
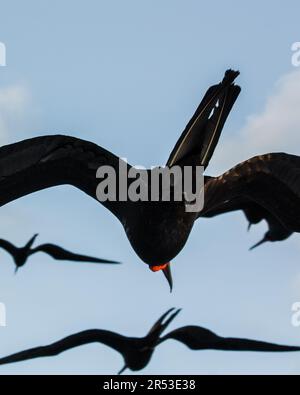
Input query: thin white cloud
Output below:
<box><xmin>212</xmin><ymin>69</ymin><xmax>300</xmax><ymax>173</ymax></box>
<box><xmin>0</xmin><ymin>84</ymin><xmax>31</xmax><ymax>145</ymax></box>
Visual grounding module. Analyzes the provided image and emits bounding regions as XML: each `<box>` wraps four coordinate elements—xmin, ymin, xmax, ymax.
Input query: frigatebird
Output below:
<box><xmin>0</xmin><ymin>70</ymin><xmax>299</xmax><ymax>289</ymax></box>
<box><xmin>0</xmin><ymin>234</ymin><xmax>120</xmax><ymax>273</ymax></box>
<box><xmin>0</xmin><ymin>308</ymin><xmax>181</xmax><ymax>374</ymax></box>
<box><xmin>0</xmin><ymin>308</ymin><xmax>298</xmax><ymax>374</ymax></box>
<box><xmin>0</xmin><ymin>70</ymin><xmax>241</xmax><ymax>289</ymax></box>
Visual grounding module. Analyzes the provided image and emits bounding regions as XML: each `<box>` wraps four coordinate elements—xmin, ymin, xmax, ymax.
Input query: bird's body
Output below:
<box><xmin>123</xmin><ymin>200</ymin><xmax>196</xmax><ymax>266</ymax></box>
<box><xmin>0</xmin><ymin>234</ymin><xmax>119</xmax><ymax>272</ymax></box>
<box><xmin>0</xmin><ymin>234</ymin><xmax>38</xmax><ymax>269</ymax></box>
<box><xmin>0</xmin><ymin>309</ymin><xmax>299</xmax><ymax>373</ymax></box>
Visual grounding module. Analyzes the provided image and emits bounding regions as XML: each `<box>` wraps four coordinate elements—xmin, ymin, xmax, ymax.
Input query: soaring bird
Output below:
<box><xmin>0</xmin><ymin>70</ymin><xmax>299</xmax><ymax>288</ymax></box>
<box><xmin>0</xmin><ymin>308</ymin><xmax>181</xmax><ymax>374</ymax></box>
<box><xmin>0</xmin><ymin>70</ymin><xmax>241</xmax><ymax>289</ymax></box>
<box><xmin>0</xmin><ymin>308</ymin><xmax>299</xmax><ymax>374</ymax></box>
<box><xmin>0</xmin><ymin>234</ymin><xmax>120</xmax><ymax>273</ymax></box>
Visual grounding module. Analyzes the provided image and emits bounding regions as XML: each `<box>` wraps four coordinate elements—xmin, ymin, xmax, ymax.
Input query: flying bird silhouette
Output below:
<box><xmin>0</xmin><ymin>308</ymin><xmax>299</xmax><ymax>374</ymax></box>
<box><xmin>0</xmin><ymin>234</ymin><xmax>120</xmax><ymax>273</ymax></box>
<box><xmin>0</xmin><ymin>308</ymin><xmax>181</xmax><ymax>374</ymax></box>
<box><xmin>0</xmin><ymin>70</ymin><xmax>299</xmax><ymax>289</ymax></box>
<box><xmin>0</xmin><ymin>70</ymin><xmax>241</xmax><ymax>289</ymax></box>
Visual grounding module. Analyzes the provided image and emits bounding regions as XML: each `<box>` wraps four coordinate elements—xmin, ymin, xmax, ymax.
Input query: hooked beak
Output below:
<box><xmin>150</xmin><ymin>263</ymin><xmax>173</xmax><ymax>292</ymax></box>
<box><xmin>163</xmin><ymin>264</ymin><xmax>173</xmax><ymax>293</ymax></box>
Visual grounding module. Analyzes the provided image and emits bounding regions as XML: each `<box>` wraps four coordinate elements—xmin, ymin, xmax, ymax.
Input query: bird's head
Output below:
<box><xmin>13</xmin><ymin>259</ymin><xmax>27</xmax><ymax>274</ymax></box>
<box><xmin>149</xmin><ymin>262</ymin><xmax>173</xmax><ymax>292</ymax></box>
<box><xmin>14</xmin><ymin>257</ymin><xmax>27</xmax><ymax>273</ymax></box>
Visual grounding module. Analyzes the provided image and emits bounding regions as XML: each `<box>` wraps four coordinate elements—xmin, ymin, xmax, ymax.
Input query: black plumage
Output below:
<box><xmin>201</xmin><ymin>198</ymin><xmax>293</xmax><ymax>250</ymax></box>
<box><xmin>0</xmin><ymin>309</ymin><xmax>298</xmax><ymax>373</ymax></box>
<box><xmin>0</xmin><ymin>70</ymin><xmax>241</xmax><ymax>289</ymax></box>
<box><xmin>0</xmin><ymin>308</ymin><xmax>181</xmax><ymax>374</ymax></box>
<box><xmin>0</xmin><ymin>70</ymin><xmax>299</xmax><ymax>288</ymax></box>
<box><xmin>200</xmin><ymin>154</ymin><xmax>300</xmax><ymax>249</ymax></box>
<box><xmin>160</xmin><ymin>326</ymin><xmax>300</xmax><ymax>352</ymax></box>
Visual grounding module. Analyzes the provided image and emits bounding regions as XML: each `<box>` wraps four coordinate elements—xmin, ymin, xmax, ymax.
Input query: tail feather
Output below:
<box><xmin>200</xmin><ymin>85</ymin><xmax>240</xmax><ymax>168</ymax></box>
<box><xmin>167</xmin><ymin>70</ymin><xmax>240</xmax><ymax>168</ymax></box>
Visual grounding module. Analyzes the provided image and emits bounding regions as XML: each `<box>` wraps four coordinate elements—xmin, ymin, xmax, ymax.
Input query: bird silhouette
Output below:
<box><xmin>1</xmin><ymin>70</ymin><xmax>300</xmax><ymax>289</ymax></box>
<box><xmin>0</xmin><ymin>70</ymin><xmax>241</xmax><ymax>289</ymax></box>
<box><xmin>0</xmin><ymin>308</ymin><xmax>299</xmax><ymax>373</ymax></box>
<box><xmin>0</xmin><ymin>308</ymin><xmax>181</xmax><ymax>374</ymax></box>
<box><xmin>0</xmin><ymin>234</ymin><xmax>120</xmax><ymax>273</ymax></box>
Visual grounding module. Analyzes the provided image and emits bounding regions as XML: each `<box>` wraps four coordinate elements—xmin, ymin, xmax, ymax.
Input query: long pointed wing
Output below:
<box><xmin>219</xmin><ymin>338</ymin><xmax>300</xmax><ymax>352</ymax></box>
<box><xmin>0</xmin><ymin>239</ymin><xmax>18</xmax><ymax>257</ymax></box>
<box><xmin>0</xmin><ymin>330</ymin><xmax>129</xmax><ymax>366</ymax></box>
<box><xmin>201</xmin><ymin>153</ymin><xmax>300</xmax><ymax>234</ymax></box>
<box><xmin>200</xmin><ymin>197</ymin><xmax>293</xmax><ymax>243</ymax></box>
<box><xmin>31</xmin><ymin>243</ymin><xmax>120</xmax><ymax>264</ymax></box>
<box><xmin>0</xmin><ymin>135</ymin><xmax>131</xmax><ymax>222</ymax></box>
<box><xmin>167</xmin><ymin>70</ymin><xmax>240</xmax><ymax>168</ymax></box>
<box><xmin>161</xmin><ymin>326</ymin><xmax>300</xmax><ymax>352</ymax></box>
<box><xmin>199</xmin><ymin>196</ymin><xmax>265</xmax><ymax>223</ymax></box>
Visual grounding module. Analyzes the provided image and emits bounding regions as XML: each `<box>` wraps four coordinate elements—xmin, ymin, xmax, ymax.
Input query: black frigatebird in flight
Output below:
<box><xmin>0</xmin><ymin>70</ymin><xmax>241</xmax><ymax>289</ymax></box>
<box><xmin>0</xmin><ymin>234</ymin><xmax>120</xmax><ymax>273</ymax></box>
<box><xmin>0</xmin><ymin>70</ymin><xmax>299</xmax><ymax>289</ymax></box>
<box><xmin>0</xmin><ymin>308</ymin><xmax>181</xmax><ymax>374</ymax></box>
<box><xmin>0</xmin><ymin>308</ymin><xmax>298</xmax><ymax>374</ymax></box>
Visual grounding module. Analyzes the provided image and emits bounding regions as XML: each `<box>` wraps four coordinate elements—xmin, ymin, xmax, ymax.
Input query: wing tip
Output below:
<box><xmin>223</xmin><ymin>69</ymin><xmax>240</xmax><ymax>85</ymax></box>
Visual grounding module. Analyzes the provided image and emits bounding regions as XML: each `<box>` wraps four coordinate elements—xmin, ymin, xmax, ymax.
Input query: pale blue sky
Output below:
<box><xmin>0</xmin><ymin>0</ymin><xmax>300</xmax><ymax>374</ymax></box>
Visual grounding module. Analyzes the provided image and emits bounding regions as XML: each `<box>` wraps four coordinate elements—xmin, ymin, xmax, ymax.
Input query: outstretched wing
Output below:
<box><xmin>200</xmin><ymin>196</ymin><xmax>266</xmax><ymax>224</ymax></box>
<box><xmin>30</xmin><ymin>243</ymin><xmax>120</xmax><ymax>264</ymax></box>
<box><xmin>200</xmin><ymin>197</ymin><xmax>293</xmax><ymax>245</ymax></box>
<box><xmin>0</xmin><ymin>330</ymin><xmax>129</xmax><ymax>366</ymax></box>
<box><xmin>201</xmin><ymin>153</ymin><xmax>300</xmax><ymax>234</ymax></box>
<box><xmin>0</xmin><ymin>239</ymin><xmax>18</xmax><ymax>257</ymax></box>
<box><xmin>161</xmin><ymin>326</ymin><xmax>300</xmax><ymax>352</ymax></box>
<box><xmin>0</xmin><ymin>135</ymin><xmax>131</xmax><ymax>222</ymax></box>
<box><xmin>167</xmin><ymin>70</ymin><xmax>241</xmax><ymax>168</ymax></box>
